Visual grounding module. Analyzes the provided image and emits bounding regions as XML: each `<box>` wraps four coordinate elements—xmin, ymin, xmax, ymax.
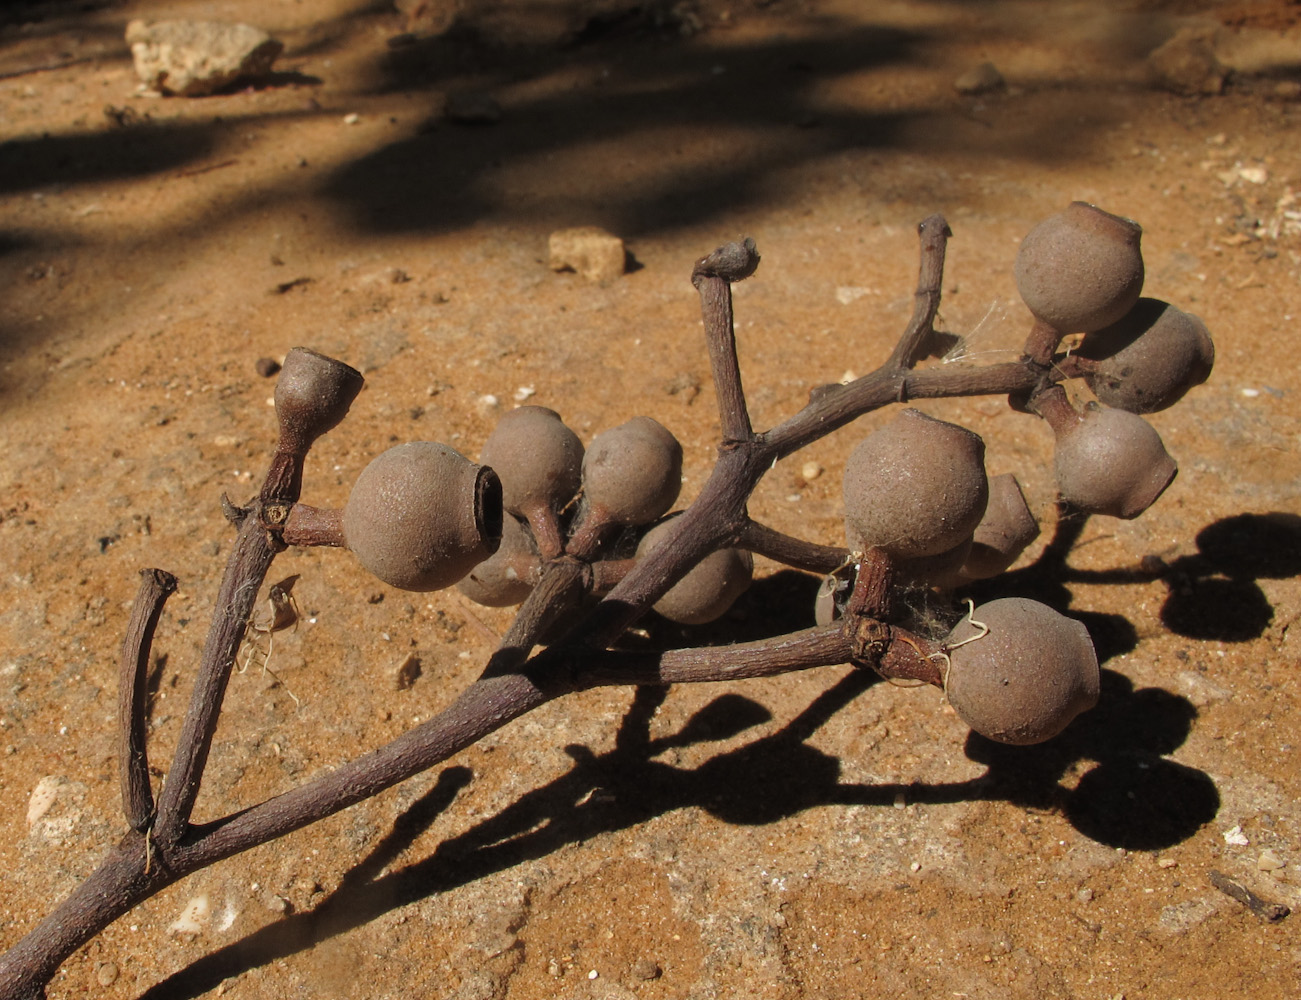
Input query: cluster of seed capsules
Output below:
<box><xmin>283</xmin><ymin>202</ymin><xmax>1213</xmax><ymax>747</ymax></box>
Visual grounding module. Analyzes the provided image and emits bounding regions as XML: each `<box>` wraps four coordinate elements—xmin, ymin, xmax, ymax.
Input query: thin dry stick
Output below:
<box><xmin>118</xmin><ymin>568</ymin><xmax>177</xmax><ymax>833</ymax></box>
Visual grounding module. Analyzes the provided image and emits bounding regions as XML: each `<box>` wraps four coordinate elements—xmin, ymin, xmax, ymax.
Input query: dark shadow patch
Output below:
<box><xmin>145</xmin><ymin>661</ymin><xmax>1212</xmax><ymax>998</ymax></box>
<box><xmin>0</xmin><ymin>122</ymin><xmax>219</xmax><ymax>194</ymax></box>
<box><xmin>1160</xmin><ymin>574</ymin><xmax>1274</xmax><ymax>642</ymax></box>
<box><xmin>1193</xmin><ymin>512</ymin><xmax>1301</xmax><ymax>580</ymax></box>
<box><xmin>1065</xmin><ymin>756</ymin><xmax>1220</xmax><ymax>851</ymax></box>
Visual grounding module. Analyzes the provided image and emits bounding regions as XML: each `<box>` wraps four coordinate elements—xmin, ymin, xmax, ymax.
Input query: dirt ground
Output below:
<box><xmin>1</xmin><ymin>0</ymin><xmax>1300</xmax><ymax>997</ymax></box>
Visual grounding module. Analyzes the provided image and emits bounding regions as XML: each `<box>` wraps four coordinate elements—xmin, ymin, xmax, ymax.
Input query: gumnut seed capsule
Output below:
<box><xmin>959</xmin><ymin>473</ymin><xmax>1040</xmax><ymax>580</ymax></box>
<box><xmin>1078</xmin><ymin>298</ymin><xmax>1214</xmax><ymax>413</ymax></box>
<box><xmin>273</xmin><ymin>347</ymin><xmax>365</xmax><ymax>455</ymax></box>
<box><xmin>480</xmin><ymin>406</ymin><xmax>584</xmax><ymax>521</ymax></box>
<box><xmin>637</xmin><ymin>518</ymin><xmax>753</xmax><ymax>625</ymax></box>
<box><xmin>842</xmin><ymin>409</ymin><xmax>988</xmax><ymax>559</ymax></box>
<box><xmin>1014</xmin><ymin>202</ymin><xmax>1144</xmax><ymax>334</ymax></box>
<box><xmin>945</xmin><ymin>597</ymin><xmax>1099</xmax><ymax>745</ymax></box>
<box><xmin>581</xmin><ymin>416</ymin><xmax>684</xmax><ymax>527</ymax></box>
<box><xmin>343</xmin><ymin>442</ymin><xmax>503</xmax><ymax>592</ymax></box>
<box><xmin>1052</xmin><ymin>404</ymin><xmax>1176</xmax><ymax>519</ymax></box>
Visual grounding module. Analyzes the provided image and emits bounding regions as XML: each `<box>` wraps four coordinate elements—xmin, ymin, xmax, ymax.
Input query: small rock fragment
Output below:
<box><xmin>1257</xmin><ymin>849</ymin><xmax>1284</xmax><ymax>871</ymax></box>
<box><xmin>801</xmin><ymin>461</ymin><xmax>823</xmax><ymax>482</ymax></box>
<box><xmin>1175</xmin><ymin>669</ymin><xmax>1232</xmax><ymax>707</ymax></box>
<box><xmin>1159</xmin><ymin>897</ymin><xmax>1216</xmax><ymax>932</ymax></box>
<box><xmin>954</xmin><ymin>62</ymin><xmax>1005</xmax><ymax>96</ymax></box>
<box><xmin>1223</xmin><ymin>825</ymin><xmax>1250</xmax><ymax>846</ymax></box>
<box><xmin>96</xmin><ymin>962</ymin><xmax>120</xmax><ymax>987</ymax></box>
<box><xmin>255</xmin><ymin>357</ymin><xmax>281</xmax><ymax>378</ymax></box>
<box><xmin>126</xmin><ymin>20</ymin><xmax>283</xmax><ymax>97</ymax></box>
<box><xmin>169</xmin><ymin>894</ymin><xmax>210</xmax><ymax>937</ymax></box>
<box><xmin>395</xmin><ymin>653</ymin><xmax>422</xmax><ymax>690</ymax></box>
<box><xmin>26</xmin><ymin>776</ymin><xmax>63</xmax><ymax>827</ymax></box>
<box><xmin>1148</xmin><ymin>27</ymin><xmax>1226</xmax><ymax>96</ymax></box>
<box><xmin>548</xmin><ymin>227</ymin><xmax>626</xmax><ymax>283</ymax></box>
<box><xmin>631</xmin><ymin>958</ymin><xmax>662</xmax><ymax>980</ymax></box>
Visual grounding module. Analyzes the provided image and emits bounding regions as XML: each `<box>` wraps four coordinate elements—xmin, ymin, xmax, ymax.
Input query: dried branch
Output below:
<box><xmin>0</xmin><ymin>216</ymin><xmax>1110</xmax><ymax>1000</ymax></box>
<box><xmin>118</xmin><ymin>569</ymin><xmax>176</xmax><ymax>833</ymax></box>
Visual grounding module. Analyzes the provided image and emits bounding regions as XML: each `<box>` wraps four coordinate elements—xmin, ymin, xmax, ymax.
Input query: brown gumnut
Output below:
<box><xmin>457</xmin><ymin>513</ymin><xmax>541</xmax><ymax>607</ymax></box>
<box><xmin>959</xmin><ymin>473</ymin><xmax>1040</xmax><ymax>580</ymax></box>
<box><xmin>636</xmin><ymin>518</ymin><xmax>753</xmax><ymax>625</ymax></box>
<box><xmin>945</xmin><ymin>597</ymin><xmax>1099</xmax><ymax>745</ymax></box>
<box><xmin>480</xmin><ymin>406</ymin><xmax>583</xmax><ymax>519</ymax></box>
<box><xmin>581</xmin><ymin>416</ymin><xmax>684</xmax><ymax>527</ymax></box>
<box><xmin>842</xmin><ymin>409</ymin><xmax>988</xmax><ymax>560</ymax></box>
<box><xmin>1015</xmin><ymin>202</ymin><xmax>1145</xmax><ymax>334</ymax></box>
<box><xmin>1077</xmin><ymin>298</ymin><xmax>1214</xmax><ymax>413</ymax></box>
<box><xmin>1051</xmin><ymin>403</ymin><xmax>1176</xmax><ymax>518</ymax></box>
<box><xmin>274</xmin><ymin>347</ymin><xmax>365</xmax><ymax>455</ymax></box>
<box><xmin>343</xmin><ymin>442</ymin><xmax>503</xmax><ymax>591</ymax></box>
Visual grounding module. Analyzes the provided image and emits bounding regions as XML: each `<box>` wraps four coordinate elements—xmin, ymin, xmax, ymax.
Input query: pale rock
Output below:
<box><xmin>1159</xmin><ymin>897</ymin><xmax>1216</xmax><ymax>932</ymax></box>
<box><xmin>126</xmin><ymin>20</ymin><xmax>283</xmax><ymax>97</ymax></box>
<box><xmin>548</xmin><ymin>227</ymin><xmax>626</xmax><ymax>283</ymax></box>
<box><xmin>1148</xmin><ymin>27</ymin><xmax>1226</xmax><ymax>96</ymax></box>
<box><xmin>1256</xmin><ymin>848</ymin><xmax>1284</xmax><ymax>871</ymax></box>
<box><xmin>954</xmin><ymin>62</ymin><xmax>1005</xmax><ymax>96</ymax></box>
<box><xmin>1175</xmin><ymin>669</ymin><xmax>1232</xmax><ymax>707</ymax></box>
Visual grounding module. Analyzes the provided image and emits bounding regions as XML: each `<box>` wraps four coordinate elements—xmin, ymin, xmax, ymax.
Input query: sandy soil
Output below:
<box><xmin>1</xmin><ymin>0</ymin><xmax>1300</xmax><ymax>997</ymax></box>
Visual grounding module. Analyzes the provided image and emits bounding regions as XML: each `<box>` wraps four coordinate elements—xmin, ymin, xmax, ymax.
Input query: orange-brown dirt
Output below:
<box><xmin>1</xmin><ymin>1</ymin><xmax>1299</xmax><ymax>998</ymax></box>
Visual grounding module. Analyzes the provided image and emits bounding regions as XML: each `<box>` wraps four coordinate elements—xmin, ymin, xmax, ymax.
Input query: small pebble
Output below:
<box><xmin>1224</xmin><ymin>825</ymin><xmax>1249</xmax><ymax>846</ymax></box>
<box><xmin>1157</xmin><ymin>857</ymin><xmax>1178</xmax><ymax>869</ymax></box>
<box><xmin>587</xmin><ymin>969</ymin><xmax>599</xmax><ymax>980</ymax></box>
<box><xmin>910</xmin><ymin>861</ymin><xmax>921</xmax><ymax>872</ymax></box>
<box><xmin>1257</xmin><ymin>849</ymin><xmax>1284</xmax><ymax>871</ymax></box>
<box><xmin>632</xmin><ymin>958</ymin><xmax>662</xmax><ymax>980</ymax></box>
<box><xmin>801</xmin><ymin>461</ymin><xmax>823</xmax><ymax>482</ymax></box>
<box><xmin>395</xmin><ymin>653</ymin><xmax>421</xmax><ymax>691</ymax></box>
<box><xmin>343</xmin><ymin>112</ymin><xmax>360</xmax><ymax>124</ymax></box>
<box><xmin>255</xmin><ymin>357</ymin><xmax>281</xmax><ymax>378</ymax></box>
<box><xmin>1077</xmin><ymin>888</ymin><xmax>1094</xmax><ymax>902</ymax></box>
<box><xmin>954</xmin><ymin>61</ymin><xmax>1005</xmax><ymax>95</ymax></box>
<box><xmin>96</xmin><ymin>962</ymin><xmax>119</xmax><ymax>987</ymax></box>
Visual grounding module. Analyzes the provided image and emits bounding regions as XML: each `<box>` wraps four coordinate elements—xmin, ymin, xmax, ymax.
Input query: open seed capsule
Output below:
<box><xmin>343</xmin><ymin>442</ymin><xmax>503</xmax><ymax>592</ymax></box>
<box><xmin>1052</xmin><ymin>404</ymin><xmax>1176</xmax><ymax>518</ymax></box>
<box><xmin>959</xmin><ymin>473</ymin><xmax>1040</xmax><ymax>580</ymax></box>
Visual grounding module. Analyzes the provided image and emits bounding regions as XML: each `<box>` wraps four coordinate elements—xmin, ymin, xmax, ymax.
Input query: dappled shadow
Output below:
<box><xmin>143</xmin><ymin>658</ymin><xmax>1211</xmax><ymax>999</ymax></box>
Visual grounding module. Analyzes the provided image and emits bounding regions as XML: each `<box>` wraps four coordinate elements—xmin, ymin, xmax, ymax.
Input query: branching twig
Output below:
<box><xmin>0</xmin><ymin>216</ymin><xmax>1068</xmax><ymax>1000</ymax></box>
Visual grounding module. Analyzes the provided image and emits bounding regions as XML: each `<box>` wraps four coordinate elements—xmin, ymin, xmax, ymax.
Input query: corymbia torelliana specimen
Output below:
<box><xmin>0</xmin><ymin>206</ymin><xmax>1217</xmax><ymax>999</ymax></box>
